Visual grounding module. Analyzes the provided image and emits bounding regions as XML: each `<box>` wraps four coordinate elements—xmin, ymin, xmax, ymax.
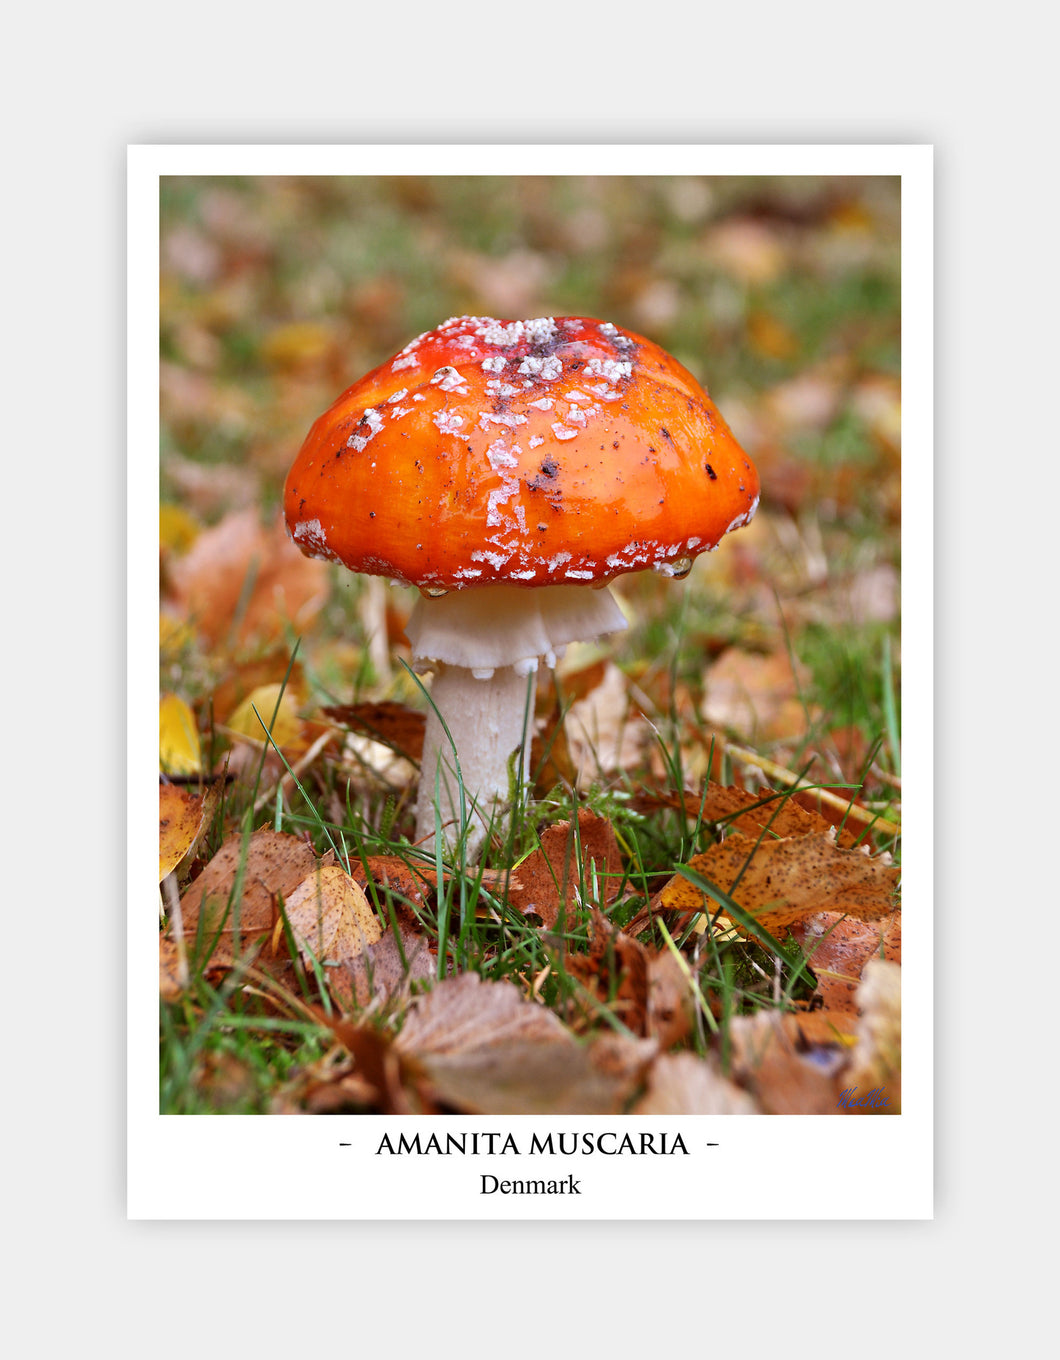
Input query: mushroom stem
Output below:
<box><xmin>406</xmin><ymin>583</ymin><xmax>628</xmax><ymax>857</ymax></box>
<box><xmin>415</xmin><ymin>662</ymin><xmax>534</xmax><ymax>857</ymax></box>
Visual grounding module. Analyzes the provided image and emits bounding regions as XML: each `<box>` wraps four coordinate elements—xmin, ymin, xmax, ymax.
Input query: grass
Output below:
<box><xmin>160</xmin><ymin>591</ymin><xmax>899</xmax><ymax>1113</ymax></box>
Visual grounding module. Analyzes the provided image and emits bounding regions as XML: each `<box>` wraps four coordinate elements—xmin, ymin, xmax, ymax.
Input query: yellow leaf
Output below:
<box><xmin>160</xmin><ymin>502</ymin><xmax>200</xmax><ymax>553</ymax></box>
<box><xmin>159</xmin><ymin>778</ymin><xmax>220</xmax><ymax>882</ymax></box>
<box><xmin>160</xmin><ymin>693</ymin><xmax>201</xmax><ymax>776</ymax></box>
<box><xmin>747</xmin><ymin>311</ymin><xmax>799</xmax><ymax>360</ymax></box>
<box><xmin>657</xmin><ymin>870</ymin><xmax>714</xmax><ymax>918</ymax></box>
<box><xmin>282</xmin><ymin>865</ymin><xmax>382</xmax><ymax>968</ymax></box>
<box><xmin>227</xmin><ymin>683</ymin><xmax>302</xmax><ymax>748</ymax></box>
<box><xmin>261</xmin><ymin>321</ymin><xmax>336</xmax><ymax>370</ymax></box>
<box><xmin>160</xmin><ymin>611</ymin><xmax>194</xmax><ymax>657</ymax></box>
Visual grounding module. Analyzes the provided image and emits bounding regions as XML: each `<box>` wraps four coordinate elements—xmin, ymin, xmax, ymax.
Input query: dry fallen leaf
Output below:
<box><xmin>226</xmin><ymin>683</ymin><xmax>305</xmax><ymax>750</ymax></box>
<box><xmin>788</xmin><ymin>910</ymin><xmax>901</xmax><ymax>1012</ymax></box>
<box><xmin>159</xmin><ymin>936</ymin><xmax>186</xmax><ymax>1003</ymax></box>
<box><xmin>702</xmin><ymin>646</ymin><xmax>817</xmax><ymax>744</ymax></box>
<box><xmin>507</xmin><ymin>810</ymin><xmax>623</xmax><ymax>929</ymax></box>
<box><xmin>159</xmin><ymin>693</ymin><xmax>201</xmax><ymax>776</ymax></box>
<box><xmin>408</xmin><ymin>1038</ymin><xmax>642</xmax><ymax>1116</ymax></box>
<box><xmin>846</xmin><ymin>957</ymin><xmax>901</xmax><ymax>1109</ymax></box>
<box><xmin>632</xmin><ymin>1052</ymin><xmax>758</xmax><ymax>1115</ymax></box>
<box><xmin>530</xmin><ymin>664</ymin><xmax>601</xmax><ymax>794</ymax></box>
<box><xmin>563</xmin><ymin>909</ymin><xmax>651</xmax><ymax>1034</ymax></box>
<box><xmin>166</xmin><ymin>508</ymin><xmax>330</xmax><ymax>647</ymax></box>
<box><xmin>556</xmin><ymin>909</ymin><xmax>696</xmax><ymax>1048</ymax></box>
<box><xmin>159</xmin><ymin>778</ymin><xmax>221</xmax><ymax>882</ymax></box>
<box><xmin>322</xmin><ymin>701</ymin><xmax>426</xmax><ymax>762</ymax></box>
<box><xmin>337</xmin><ymin>924</ymin><xmax>435</xmax><ymax>1011</ymax></box>
<box><xmin>726</xmin><ymin>1011</ymin><xmax>850</xmax><ymax>1115</ymax></box>
<box><xmin>564</xmin><ymin>661</ymin><xmax>647</xmax><ymax>781</ymax></box>
<box><xmin>348</xmin><ymin>856</ymin><xmax>434</xmax><ymax>913</ymax></box>
<box><xmin>661</xmin><ymin>831</ymin><xmax>899</xmax><ymax>936</ymax></box>
<box><xmin>179</xmin><ymin>828</ymin><xmax>329</xmax><ymax>941</ymax></box>
<box><xmin>634</xmin><ymin>780</ymin><xmax>861</xmax><ymax>848</ymax></box>
<box><xmin>211</xmin><ymin>652</ymin><xmax>306</xmax><ymax>726</ymax></box>
<box><xmin>779</xmin><ymin>1010</ymin><xmax>860</xmax><ymax>1047</ymax></box>
<box><xmin>396</xmin><ymin>974</ymin><xmax>570</xmax><ymax>1057</ymax></box>
<box><xmin>647</xmin><ymin>948</ymin><xmax>698</xmax><ymax>1050</ymax></box>
<box><xmin>395</xmin><ymin>976</ymin><xmax>650</xmax><ymax>1114</ymax></box>
<box><xmin>281</xmin><ymin>864</ymin><xmax>383</xmax><ymax>972</ymax></box>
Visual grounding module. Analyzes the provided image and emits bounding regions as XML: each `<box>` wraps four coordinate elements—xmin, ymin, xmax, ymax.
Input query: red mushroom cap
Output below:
<box><xmin>284</xmin><ymin>315</ymin><xmax>759</xmax><ymax>590</ymax></box>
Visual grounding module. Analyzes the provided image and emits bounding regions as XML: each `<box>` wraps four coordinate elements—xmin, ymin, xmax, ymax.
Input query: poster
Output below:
<box><xmin>134</xmin><ymin>145</ymin><xmax>931</xmax><ymax>1219</ymax></box>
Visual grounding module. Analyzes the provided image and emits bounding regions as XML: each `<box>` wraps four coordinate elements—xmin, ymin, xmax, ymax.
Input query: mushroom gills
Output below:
<box><xmin>405</xmin><ymin>582</ymin><xmax>628</xmax><ymax>677</ymax></box>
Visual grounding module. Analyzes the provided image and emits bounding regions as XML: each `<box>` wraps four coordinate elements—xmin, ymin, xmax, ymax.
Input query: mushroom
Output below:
<box><xmin>284</xmin><ymin>315</ymin><xmax>759</xmax><ymax>857</ymax></box>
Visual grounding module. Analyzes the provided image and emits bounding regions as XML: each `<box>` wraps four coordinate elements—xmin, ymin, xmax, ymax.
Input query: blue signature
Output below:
<box><xmin>837</xmin><ymin>1086</ymin><xmax>890</xmax><ymax>1109</ymax></box>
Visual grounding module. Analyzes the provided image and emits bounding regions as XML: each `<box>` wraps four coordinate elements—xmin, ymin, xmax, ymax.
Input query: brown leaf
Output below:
<box><xmin>647</xmin><ymin>948</ymin><xmax>696</xmax><ymax>1050</ymax></box>
<box><xmin>311</xmin><ymin>1015</ymin><xmax>411</xmax><ymax>1114</ymax></box>
<box><xmin>559</xmin><ymin>911</ymin><xmax>695</xmax><ymax>1048</ymax></box>
<box><xmin>179</xmin><ymin>828</ymin><xmax>327</xmax><ymax>941</ymax></box>
<box><xmin>788</xmin><ymin>910</ymin><xmax>901</xmax><ymax>1012</ymax></box>
<box><xmin>159</xmin><ymin>936</ymin><xmax>185</xmax><ymax>1003</ymax></box>
<box><xmin>396</xmin><ymin>974</ymin><xmax>570</xmax><ymax>1057</ymax></box>
<box><xmin>294</xmin><ymin>1066</ymin><xmax>389</xmax><ymax>1115</ymax></box>
<box><xmin>387</xmin><ymin>975</ymin><xmax>637</xmax><ymax>1114</ymax></box>
<box><xmin>297</xmin><ymin>976</ymin><xmax>627</xmax><ymax>1116</ymax></box>
<box><xmin>780</xmin><ymin>1010</ymin><xmax>860</xmax><ymax>1046</ymax></box>
<box><xmin>336</xmin><ymin>922</ymin><xmax>435</xmax><ymax>1011</ymax></box>
<box><xmin>322</xmin><ymin>701</ymin><xmax>425</xmax><ymax>762</ymax></box>
<box><xmin>563</xmin><ymin>662</ymin><xmax>647</xmax><ymax>780</ymax></box>
<box><xmin>551</xmin><ymin>657</ymin><xmax>610</xmax><ymax>706</ymax></box>
<box><xmin>702</xmin><ymin>647</ymin><xmax>816</xmax><ymax>744</ymax></box>
<box><xmin>586</xmin><ymin>1032</ymin><xmax>659</xmax><ymax>1087</ymax></box>
<box><xmin>705</xmin><ymin>781</ymin><xmax>863</xmax><ymax>846</ymax></box>
<box><xmin>399</xmin><ymin>977</ymin><xmax>652</xmax><ymax>1113</ymax></box>
<box><xmin>529</xmin><ymin>671</ymin><xmax>578</xmax><ymax>793</ymax></box>
<box><xmin>531</xmin><ymin>658</ymin><xmax>611</xmax><ymax>791</ymax></box>
<box><xmin>726</xmin><ymin>1011</ymin><xmax>850</xmax><ymax>1115</ymax></box>
<box><xmin>632</xmin><ymin>1052</ymin><xmax>758</xmax><ymax>1115</ymax></box>
<box><xmin>166</xmin><ymin>508</ymin><xmax>329</xmax><ymax>648</ymax></box>
<box><xmin>507</xmin><ymin>810</ymin><xmax>623</xmax><ymax>928</ymax></box>
<box><xmin>348</xmin><ymin>856</ymin><xmax>434</xmax><ymax>913</ymax></box>
<box><xmin>564</xmin><ymin>910</ymin><xmax>650</xmax><ymax>1035</ymax></box>
<box><xmin>663</xmin><ymin>832</ymin><xmax>899</xmax><ymax>935</ymax></box>
<box><xmin>410</xmin><ymin>1038</ymin><xmax>638</xmax><ymax>1115</ymax></box>
<box><xmin>634</xmin><ymin>780</ymin><xmax>860</xmax><ymax>848</ymax></box>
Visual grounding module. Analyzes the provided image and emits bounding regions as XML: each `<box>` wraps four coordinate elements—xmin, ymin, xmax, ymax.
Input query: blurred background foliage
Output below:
<box><xmin>159</xmin><ymin>174</ymin><xmax>901</xmax><ymax>797</ymax></box>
